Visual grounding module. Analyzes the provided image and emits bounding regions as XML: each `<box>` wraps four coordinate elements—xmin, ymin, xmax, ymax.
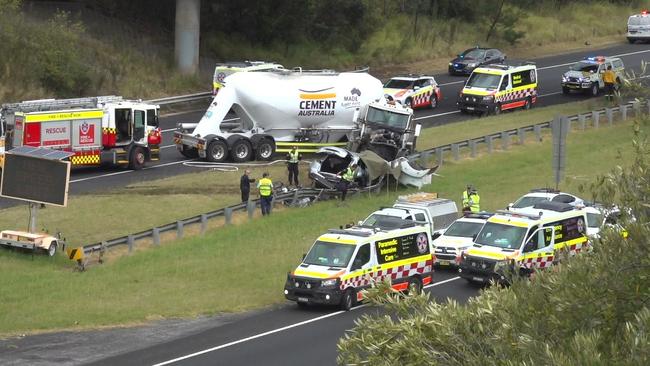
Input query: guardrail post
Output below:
<box><xmin>451</xmin><ymin>143</ymin><xmax>460</xmax><ymax>161</ymax></box>
<box><xmin>501</xmin><ymin>131</ymin><xmax>510</xmax><ymax>150</ymax></box>
<box><xmin>247</xmin><ymin>201</ymin><xmax>256</xmax><ymax>219</ymax></box>
<box><xmin>592</xmin><ymin>111</ymin><xmax>600</xmax><ymax>129</ymax></box>
<box><xmin>176</xmin><ymin>221</ymin><xmax>184</xmax><ymax>240</ymax></box>
<box><xmin>127</xmin><ymin>235</ymin><xmax>134</xmax><ymax>253</ymax></box>
<box><xmin>469</xmin><ymin>139</ymin><xmax>477</xmax><ymax>158</ymax></box>
<box><xmin>605</xmin><ymin>108</ymin><xmax>613</xmax><ymax>126</ymax></box>
<box><xmin>533</xmin><ymin>124</ymin><xmax>542</xmax><ymax>141</ymax></box>
<box><xmin>485</xmin><ymin>135</ymin><xmax>493</xmax><ymax>154</ymax></box>
<box><xmin>620</xmin><ymin>104</ymin><xmax>628</xmax><ymax>121</ymax></box>
<box><xmin>647</xmin><ymin>100</ymin><xmax>650</xmax><ymax>115</ymax></box>
<box><xmin>578</xmin><ymin>114</ymin><xmax>586</xmax><ymax>130</ymax></box>
<box><xmin>200</xmin><ymin>214</ymin><xmax>208</xmax><ymax>234</ymax></box>
<box><xmin>561</xmin><ymin>116</ymin><xmax>571</xmax><ymax>133</ymax></box>
<box><xmin>517</xmin><ymin>128</ymin><xmax>525</xmax><ymax>145</ymax></box>
<box><xmin>224</xmin><ymin>207</ymin><xmax>233</xmax><ymax>225</ymax></box>
<box><xmin>436</xmin><ymin>148</ymin><xmax>443</xmax><ymax>165</ymax></box>
<box><xmin>152</xmin><ymin>227</ymin><xmax>160</xmax><ymax>246</ymax></box>
<box><xmin>633</xmin><ymin>101</ymin><xmax>641</xmax><ymax>117</ymax></box>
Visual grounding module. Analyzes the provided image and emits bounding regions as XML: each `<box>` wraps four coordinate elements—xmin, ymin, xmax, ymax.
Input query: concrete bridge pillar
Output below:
<box><xmin>175</xmin><ymin>0</ymin><xmax>200</xmax><ymax>75</ymax></box>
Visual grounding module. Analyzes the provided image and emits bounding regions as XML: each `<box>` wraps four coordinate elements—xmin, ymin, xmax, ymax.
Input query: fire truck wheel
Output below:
<box><xmin>407</xmin><ymin>277</ymin><xmax>422</xmax><ymax>295</ymax></box>
<box><xmin>129</xmin><ymin>147</ymin><xmax>146</xmax><ymax>170</ymax></box>
<box><xmin>255</xmin><ymin>138</ymin><xmax>275</xmax><ymax>161</ymax></box>
<box><xmin>207</xmin><ymin>140</ymin><xmax>228</xmax><ymax>163</ymax></box>
<box><xmin>231</xmin><ymin>139</ymin><xmax>253</xmax><ymax>163</ymax></box>
<box><xmin>340</xmin><ymin>288</ymin><xmax>355</xmax><ymax>311</ymax></box>
<box><xmin>47</xmin><ymin>242</ymin><xmax>57</xmax><ymax>257</ymax></box>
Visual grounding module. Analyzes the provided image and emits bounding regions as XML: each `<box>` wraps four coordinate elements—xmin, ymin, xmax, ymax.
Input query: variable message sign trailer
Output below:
<box><xmin>0</xmin><ymin>147</ymin><xmax>72</xmax><ymax>256</ymax></box>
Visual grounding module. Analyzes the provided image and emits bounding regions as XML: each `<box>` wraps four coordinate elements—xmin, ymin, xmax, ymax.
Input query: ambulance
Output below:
<box><xmin>284</xmin><ymin>221</ymin><xmax>434</xmax><ymax>310</ymax></box>
<box><xmin>457</xmin><ymin>63</ymin><xmax>538</xmax><ymax>116</ymax></box>
<box><xmin>458</xmin><ymin>201</ymin><xmax>589</xmax><ymax>284</ymax></box>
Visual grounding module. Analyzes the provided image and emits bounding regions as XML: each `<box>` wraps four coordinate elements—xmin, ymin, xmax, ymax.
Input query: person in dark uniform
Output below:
<box><xmin>240</xmin><ymin>169</ymin><xmax>255</xmax><ymax>202</ymax></box>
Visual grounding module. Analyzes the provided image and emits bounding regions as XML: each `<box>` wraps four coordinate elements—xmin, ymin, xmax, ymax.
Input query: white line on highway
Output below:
<box><xmin>70</xmin><ymin>158</ymin><xmax>196</xmax><ymax>183</ymax></box>
<box><xmin>151</xmin><ymin>276</ymin><xmax>461</xmax><ymax>366</ymax></box>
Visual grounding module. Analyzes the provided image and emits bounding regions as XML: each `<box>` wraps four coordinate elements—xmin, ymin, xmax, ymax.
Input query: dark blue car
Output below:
<box><xmin>448</xmin><ymin>47</ymin><xmax>506</xmax><ymax>75</ymax></box>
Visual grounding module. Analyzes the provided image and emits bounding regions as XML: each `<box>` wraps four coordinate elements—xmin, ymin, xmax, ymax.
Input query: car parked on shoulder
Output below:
<box><xmin>449</xmin><ymin>47</ymin><xmax>506</xmax><ymax>75</ymax></box>
<box><xmin>383</xmin><ymin>75</ymin><xmax>442</xmax><ymax>109</ymax></box>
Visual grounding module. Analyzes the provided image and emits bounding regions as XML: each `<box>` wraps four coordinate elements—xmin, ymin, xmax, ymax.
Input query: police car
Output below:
<box><xmin>432</xmin><ymin>212</ymin><xmax>492</xmax><ymax>268</ymax></box>
<box><xmin>212</xmin><ymin>61</ymin><xmax>283</xmax><ymax>94</ymax></box>
<box><xmin>627</xmin><ymin>10</ymin><xmax>650</xmax><ymax>43</ymax></box>
<box><xmin>561</xmin><ymin>56</ymin><xmax>625</xmax><ymax>96</ymax></box>
<box><xmin>383</xmin><ymin>75</ymin><xmax>442</xmax><ymax>109</ymax></box>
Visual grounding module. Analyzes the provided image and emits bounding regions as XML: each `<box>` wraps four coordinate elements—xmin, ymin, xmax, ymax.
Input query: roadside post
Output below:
<box><xmin>551</xmin><ymin>115</ymin><xmax>569</xmax><ymax>190</ymax></box>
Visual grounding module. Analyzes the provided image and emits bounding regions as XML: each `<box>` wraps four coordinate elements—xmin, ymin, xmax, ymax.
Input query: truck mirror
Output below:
<box><xmin>301</xmin><ymin>253</ymin><xmax>306</xmax><ymax>260</ymax></box>
<box><xmin>414</xmin><ymin>123</ymin><xmax>422</xmax><ymax>137</ymax></box>
<box><xmin>357</xmin><ymin>220</ymin><xmax>363</xmax><ymax>226</ymax></box>
<box><xmin>432</xmin><ymin>232</ymin><xmax>442</xmax><ymax>240</ymax></box>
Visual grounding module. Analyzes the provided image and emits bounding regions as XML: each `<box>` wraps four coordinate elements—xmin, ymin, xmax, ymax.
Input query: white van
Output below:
<box><xmin>627</xmin><ymin>11</ymin><xmax>650</xmax><ymax>43</ymax></box>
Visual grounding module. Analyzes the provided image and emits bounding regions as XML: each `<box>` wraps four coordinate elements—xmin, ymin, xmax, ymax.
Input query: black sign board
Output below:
<box><xmin>375</xmin><ymin>232</ymin><xmax>430</xmax><ymax>264</ymax></box>
<box><xmin>1</xmin><ymin>152</ymin><xmax>71</xmax><ymax>206</ymax></box>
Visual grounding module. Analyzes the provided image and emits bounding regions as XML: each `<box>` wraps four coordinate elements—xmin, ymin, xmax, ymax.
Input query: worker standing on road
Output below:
<box><xmin>257</xmin><ymin>172</ymin><xmax>274</xmax><ymax>216</ymax></box>
<box><xmin>240</xmin><ymin>169</ymin><xmax>255</xmax><ymax>203</ymax></box>
<box><xmin>338</xmin><ymin>164</ymin><xmax>356</xmax><ymax>202</ymax></box>
<box><xmin>462</xmin><ymin>185</ymin><xmax>481</xmax><ymax>213</ymax></box>
<box><xmin>287</xmin><ymin>146</ymin><xmax>301</xmax><ymax>188</ymax></box>
<box><xmin>603</xmin><ymin>65</ymin><xmax>617</xmax><ymax>102</ymax></box>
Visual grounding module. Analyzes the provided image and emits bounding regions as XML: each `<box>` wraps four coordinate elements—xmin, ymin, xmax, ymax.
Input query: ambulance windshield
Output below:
<box><xmin>366</xmin><ymin>106</ymin><xmax>410</xmax><ymax>130</ymax></box>
<box><xmin>303</xmin><ymin>241</ymin><xmax>356</xmax><ymax>268</ymax></box>
<box><xmin>474</xmin><ymin>222</ymin><xmax>527</xmax><ymax>249</ymax></box>
<box><xmin>465</xmin><ymin>72</ymin><xmax>501</xmax><ymax>90</ymax></box>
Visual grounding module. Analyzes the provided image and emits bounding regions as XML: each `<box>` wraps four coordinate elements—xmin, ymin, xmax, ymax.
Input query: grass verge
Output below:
<box><xmin>0</xmin><ymin>102</ymin><xmax>640</xmax><ymax>336</ymax></box>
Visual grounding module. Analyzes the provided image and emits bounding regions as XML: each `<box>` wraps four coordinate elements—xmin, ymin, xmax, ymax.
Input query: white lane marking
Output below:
<box><xmin>414</xmin><ymin>110</ymin><xmax>460</xmax><ymax>120</ymax></box>
<box><xmin>70</xmin><ymin>158</ymin><xmax>196</xmax><ymax>184</ymax></box>
<box><xmin>151</xmin><ymin>276</ymin><xmax>461</xmax><ymax>366</ymax></box>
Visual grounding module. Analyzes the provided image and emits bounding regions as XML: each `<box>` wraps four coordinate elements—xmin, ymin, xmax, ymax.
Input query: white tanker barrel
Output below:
<box><xmin>191</xmin><ymin>71</ymin><xmax>383</xmax><ymax>142</ymax></box>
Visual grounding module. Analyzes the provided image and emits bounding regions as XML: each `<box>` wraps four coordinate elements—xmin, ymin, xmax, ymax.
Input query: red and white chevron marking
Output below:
<box><xmin>340</xmin><ymin>258</ymin><xmax>434</xmax><ymax>290</ymax></box>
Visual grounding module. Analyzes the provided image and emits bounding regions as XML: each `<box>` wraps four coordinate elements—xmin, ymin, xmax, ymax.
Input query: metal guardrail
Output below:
<box><xmin>407</xmin><ymin>99</ymin><xmax>647</xmax><ymax>163</ymax></box>
<box><xmin>145</xmin><ymin>92</ymin><xmax>212</xmax><ymax>106</ymax></box>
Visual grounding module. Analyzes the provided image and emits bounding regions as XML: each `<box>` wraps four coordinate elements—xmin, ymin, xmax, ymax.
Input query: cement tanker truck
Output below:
<box><xmin>173</xmin><ymin>69</ymin><xmax>417</xmax><ymax>162</ymax></box>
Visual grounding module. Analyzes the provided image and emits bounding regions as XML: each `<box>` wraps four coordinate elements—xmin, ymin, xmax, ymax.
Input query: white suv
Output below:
<box><xmin>627</xmin><ymin>11</ymin><xmax>650</xmax><ymax>43</ymax></box>
<box><xmin>561</xmin><ymin>56</ymin><xmax>625</xmax><ymax>96</ymax></box>
<box><xmin>432</xmin><ymin>212</ymin><xmax>492</xmax><ymax>268</ymax></box>
<box><xmin>508</xmin><ymin>189</ymin><xmax>584</xmax><ymax>212</ymax></box>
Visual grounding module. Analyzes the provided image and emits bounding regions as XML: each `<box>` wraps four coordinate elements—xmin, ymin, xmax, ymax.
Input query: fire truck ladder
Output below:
<box><xmin>1</xmin><ymin>96</ymin><xmax>124</xmax><ymax>113</ymax></box>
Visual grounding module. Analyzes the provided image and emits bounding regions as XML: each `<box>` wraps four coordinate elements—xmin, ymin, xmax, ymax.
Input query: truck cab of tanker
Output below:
<box><xmin>347</xmin><ymin>97</ymin><xmax>419</xmax><ymax>161</ymax></box>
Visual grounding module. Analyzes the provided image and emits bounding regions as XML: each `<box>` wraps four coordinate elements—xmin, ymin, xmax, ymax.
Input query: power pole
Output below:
<box><xmin>175</xmin><ymin>0</ymin><xmax>201</xmax><ymax>75</ymax></box>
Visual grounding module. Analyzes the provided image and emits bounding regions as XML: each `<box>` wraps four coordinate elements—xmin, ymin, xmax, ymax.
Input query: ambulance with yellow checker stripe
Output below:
<box><xmin>458</xmin><ymin>201</ymin><xmax>589</xmax><ymax>285</ymax></box>
<box><xmin>457</xmin><ymin>63</ymin><xmax>537</xmax><ymax>116</ymax></box>
<box><xmin>284</xmin><ymin>221</ymin><xmax>434</xmax><ymax>310</ymax></box>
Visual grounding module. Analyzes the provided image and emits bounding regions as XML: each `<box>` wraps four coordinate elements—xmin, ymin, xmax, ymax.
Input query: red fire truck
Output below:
<box><xmin>0</xmin><ymin>96</ymin><xmax>161</xmax><ymax>169</ymax></box>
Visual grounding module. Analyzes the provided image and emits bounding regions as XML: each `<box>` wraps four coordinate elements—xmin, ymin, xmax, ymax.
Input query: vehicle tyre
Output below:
<box><xmin>179</xmin><ymin>145</ymin><xmax>199</xmax><ymax>158</ymax></box>
<box><xmin>407</xmin><ymin>277</ymin><xmax>422</xmax><ymax>295</ymax></box>
<box><xmin>627</xmin><ymin>38</ymin><xmax>635</xmax><ymax>44</ymax></box>
<box><xmin>523</xmin><ymin>97</ymin><xmax>532</xmax><ymax>110</ymax></box>
<box><xmin>562</xmin><ymin>86</ymin><xmax>570</xmax><ymax>95</ymax></box>
<box><xmin>297</xmin><ymin>301</ymin><xmax>309</xmax><ymax>309</ymax></box>
<box><xmin>129</xmin><ymin>146</ymin><xmax>146</xmax><ymax>170</ymax></box>
<box><xmin>47</xmin><ymin>242</ymin><xmax>57</xmax><ymax>257</ymax></box>
<box><xmin>340</xmin><ymin>288</ymin><xmax>355</xmax><ymax>311</ymax></box>
<box><xmin>231</xmin><ymin>139</ymin><xmax>253</xmax><ymax>163</ymax></box>
<box><xmin>207</xmin><ymin>139</ymin><xmax>228</xmax><ymax>163</ymax></box>
<box><xmin>255</xmin><ymin>138</ymin><xmax>275</xmax><ymax>161</ymax></box>
<box><xmin>429</xmin><ymin>94</ymin><xmax>438</xmax><ymax>109</ymax></box>
<box><xmin>404</xmin><ymin>98</ymin><xmax>413</xmax><ymax>108</ymax></box>
<box><xmin>590</xmin><ymin>83</ymin><xmax>599</xmax><ymax>97</ymax></box>
<box><xmin>492</xmin><ymin>103</ymin><xmax>501</xmax><ymax>116</ymax></box>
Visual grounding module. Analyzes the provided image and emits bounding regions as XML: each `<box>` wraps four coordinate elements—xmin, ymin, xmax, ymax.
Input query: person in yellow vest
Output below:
<box><xmin>338</xmin><ymin>163</ymin><xmax>356</xmax><ymax>202</ymax></box>
<box><xmin>257</xmin><ymin>172</ymin><xmax>274</xmax><ymax>216</ymax></box>
<box><xmin>462</xmin><ymin>185</ymin><xmax>480</xmax><ymax>213</ymax></box>
<box><xmin>602</xmin><ymin>65</ymin><xmax>617</xmax><ymax>102</ymax></box>
<box><xmin>287</xmin><ymin>146</ymin><xmax>301</xmax><ymax>187</ymax></box>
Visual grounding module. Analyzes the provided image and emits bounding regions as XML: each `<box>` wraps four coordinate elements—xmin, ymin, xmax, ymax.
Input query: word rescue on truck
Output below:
<box><xmin>284</xmin><ymin>221</ymin><xmax>434</xmax><ymax>311</ymax></box>
<box><xmin>458</xmin><ymin>201</ymin><xmax>589</xmax><ymax>285</ymax></box>
<box><xmin>457</xmin><ymin>63</ymin><xmax>538</xmax><ymax>116</ymax></box>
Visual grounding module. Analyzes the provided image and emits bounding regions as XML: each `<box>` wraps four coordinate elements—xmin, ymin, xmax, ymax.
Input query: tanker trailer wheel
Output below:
<box><xmin>129</xmin><ymin>146</ymin><xmax>146</xmax><ymax>170</ymax></box>
<box><xmin>207</xmin><ymin>140</ymin><xmax>228</xmax><ymax>163</ymax></box>
<box><xmin>255</xmin><ymin>138</ymin><xmax>275</xmax><ymax>161</ymax></box>
<box><xmin>231</xmin><ymin>139</ymin><xmax>253</xmax><ymax>163</ymax></box>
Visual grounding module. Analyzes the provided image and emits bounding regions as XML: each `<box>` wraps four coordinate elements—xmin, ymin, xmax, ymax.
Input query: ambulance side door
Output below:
<box><xmin>521</xmin><ymin>226</ymin><xmax>555</xmax><ymax>269</ymax></box>
<box><xmin>350</xmin><ymin>243</ymin><xmax>375</xmax><ymax>281</ymax></box>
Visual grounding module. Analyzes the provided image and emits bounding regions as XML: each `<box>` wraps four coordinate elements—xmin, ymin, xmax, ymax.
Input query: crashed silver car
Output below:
<box><xmin>309</xmin><ymin>146</ymin><xmax>438</xmax><ymax>190</ymax></box>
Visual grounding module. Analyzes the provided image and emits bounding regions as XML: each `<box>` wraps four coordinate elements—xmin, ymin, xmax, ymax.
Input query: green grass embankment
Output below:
<box><xmin>0</xmin><ymin>101</ymin><xmax>637</xmax><ymax>336</ymax></box>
